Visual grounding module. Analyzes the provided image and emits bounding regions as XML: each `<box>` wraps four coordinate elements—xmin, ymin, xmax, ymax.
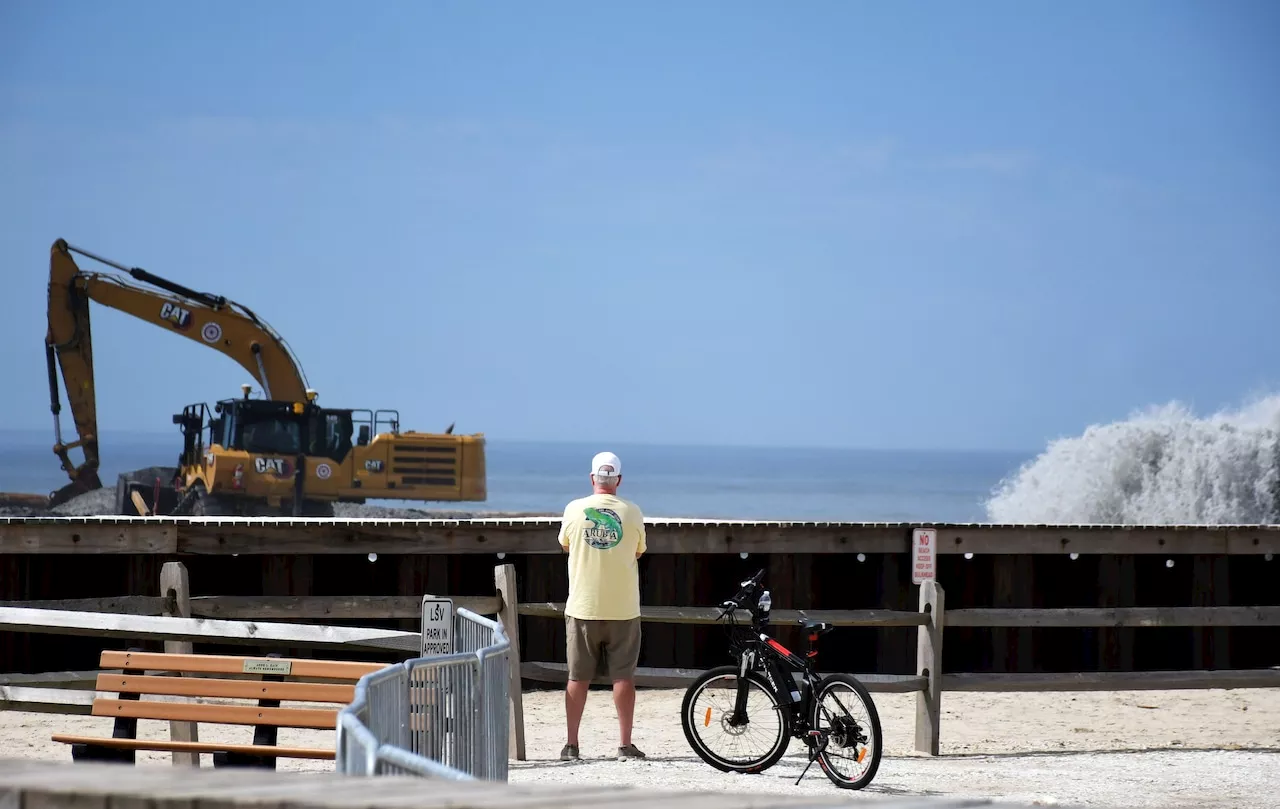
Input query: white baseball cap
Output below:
<box><xmin>591</xmin><ymin>451</ymin><xmax>622</xmax><ymax>478</ymax></box>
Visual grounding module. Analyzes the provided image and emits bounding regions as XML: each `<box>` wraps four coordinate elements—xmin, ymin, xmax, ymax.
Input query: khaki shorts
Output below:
<box><xmin>565</xmin><ymin>616</ymin><xmax>642</xmax><ymax>682</ymax></box>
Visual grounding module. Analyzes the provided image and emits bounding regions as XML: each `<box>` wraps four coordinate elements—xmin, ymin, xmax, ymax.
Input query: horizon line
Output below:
<box><xmin>0</xmin><ymin>426</ymin><xmax>1038</xmax><ymax>457</ymax></box>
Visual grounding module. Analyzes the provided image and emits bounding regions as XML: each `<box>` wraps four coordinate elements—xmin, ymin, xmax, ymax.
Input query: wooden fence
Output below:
<box><xmin>3</xmin><ymin>564</ymin><xmax>1279</xmax><ymax>760</ymax></box>
<box><xmin>5</xmin><ymin>518</ymin><xmax>1279</xmax><ymax>677</ymax></box>
<box><xmin>509</xmin><ymin>579</ymin><xmax>1280</xmax><ymax>755</ymax></box>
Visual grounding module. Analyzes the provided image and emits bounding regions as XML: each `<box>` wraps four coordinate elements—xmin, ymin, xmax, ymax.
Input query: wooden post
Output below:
<box><xmin>914</xmin><ymin>580</ymin><xmax>945</xmax><ymax>756</ymax></box>
<box><xmin>494</xmin><ymin>563</ymin><xmax>526</xmax><ymax>761</ymax></box>
<box><xmin>160</xmin><ymin>561</ymin><xmax>199</xmax><ymax>767</ymax></box>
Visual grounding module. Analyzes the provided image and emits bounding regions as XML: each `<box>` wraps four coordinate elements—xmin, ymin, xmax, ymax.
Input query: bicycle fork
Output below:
<box><xmin>728</xmin><ymin>652</ymin><xmax>753</xmax><ymax>726</ymax></box>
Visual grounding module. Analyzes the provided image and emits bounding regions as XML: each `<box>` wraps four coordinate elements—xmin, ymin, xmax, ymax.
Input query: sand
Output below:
<box><xmin>3</xmin><ymin>686</ymin><xmax>1277</xmax><ymax>808</ymax></box>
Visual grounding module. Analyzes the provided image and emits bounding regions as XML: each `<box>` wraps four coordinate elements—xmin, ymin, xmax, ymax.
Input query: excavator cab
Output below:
<box><xmin>177</xmin><ymin>398</ymin><xmax>307</xmax><ymax>456</ymax></box>
<box><xmin>174</xmin><ymin>395</ymin><xmax>354</xmax><ymax>473</ymax></box>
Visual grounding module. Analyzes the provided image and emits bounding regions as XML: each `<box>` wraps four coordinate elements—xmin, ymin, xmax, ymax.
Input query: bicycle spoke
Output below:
<box><xmin>688</xmin><ymin>675</ymin><xmax>784</xmax><ymax>765</ymax></box>
<box><xmin>813</xmin><ymin>680</ymin><xmax>877</xmax><ymax>783</ymax></box>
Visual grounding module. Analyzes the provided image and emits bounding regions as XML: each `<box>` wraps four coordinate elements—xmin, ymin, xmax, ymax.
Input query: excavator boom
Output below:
<box><xmin>44</xmin><ymin>239</ymin><xmax>311</xmax><ymax>506</ymax></box>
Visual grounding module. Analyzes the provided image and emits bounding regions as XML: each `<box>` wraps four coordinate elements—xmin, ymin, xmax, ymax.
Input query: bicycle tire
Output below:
<box><xmin>810</xmin><ymin>672</ymin><xmax>882</xmax><ymax>789</ymax></box>
<box><xmin>681</xmin><ymin>665</ymin><xmax>791</xmax><ymax>773</ymax></box>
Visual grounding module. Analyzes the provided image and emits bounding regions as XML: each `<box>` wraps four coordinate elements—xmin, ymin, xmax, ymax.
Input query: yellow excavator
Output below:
<box><xmin>42</xmin><ymin>239</ymin><xmax>486</xmax><ymax>516</ymax></box>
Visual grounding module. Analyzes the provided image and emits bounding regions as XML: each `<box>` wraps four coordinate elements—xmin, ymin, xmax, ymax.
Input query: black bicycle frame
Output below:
<box><xmin>724</xmin><ymin>585</ymin><xmax>824</xmax><ymax>729</ymax></box>
<box><xmin>738</xmin><ymin>636</ymin><xmax>818</xmax><ymax>709</ymax></box>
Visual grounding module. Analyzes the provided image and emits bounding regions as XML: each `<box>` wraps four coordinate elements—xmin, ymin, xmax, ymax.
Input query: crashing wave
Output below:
<box><xmin>985</xmin><ymin>394</ymin><xmax>1280</xmax><ymax>525</ymax></box>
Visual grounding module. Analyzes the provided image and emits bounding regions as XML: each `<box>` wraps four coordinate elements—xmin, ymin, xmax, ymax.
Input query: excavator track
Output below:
<box><xmin>169</xmin><ymin>487</ymin><xmax>199</xmax><ymax>517</ymax></box>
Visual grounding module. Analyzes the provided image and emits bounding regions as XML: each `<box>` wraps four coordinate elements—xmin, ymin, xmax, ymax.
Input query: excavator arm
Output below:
<box><xmin>44</xmin><ymin>239</ymin><xmax>311</xmax><ymax>506</ymax></box>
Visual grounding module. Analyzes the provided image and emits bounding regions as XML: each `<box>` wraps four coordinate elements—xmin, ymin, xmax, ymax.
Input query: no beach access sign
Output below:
<box><xmin>912</xmin><ymin>528</ymin><xmax>936</xmax><ymax>584</ymax></box>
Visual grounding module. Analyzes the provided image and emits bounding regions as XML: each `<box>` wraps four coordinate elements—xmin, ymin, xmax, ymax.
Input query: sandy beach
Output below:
<box><xmin>3</xmin><ymin>686</ymin><xmax>1277</xmax><ymax>807</ymax></box>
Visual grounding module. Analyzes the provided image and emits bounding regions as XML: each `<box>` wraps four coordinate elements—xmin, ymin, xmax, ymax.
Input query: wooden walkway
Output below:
<box><xmin>0</xmin><ymin>758</ymin><xmax>1048</xmax><ymax>808</ymax></box>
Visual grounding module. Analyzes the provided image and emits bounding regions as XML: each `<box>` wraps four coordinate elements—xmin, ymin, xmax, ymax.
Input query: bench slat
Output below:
<box><xmin>92</xmin><ymin>698</ymin><xmax>339</xmax><ymax>730</ymax></box>
<box><xmin>99</xmin><ymin>651</ymin><xmax>383</xmax><ymax>681</ymax></box>
<box><xmin>50</xmin><ymin>734</ymin><xmax>335</xmax><ymax>760</ymax></box>
<box><xmin>96</xmin><ymin>674</ymin><xmax>355</xmax><ymax>704</ymax></box>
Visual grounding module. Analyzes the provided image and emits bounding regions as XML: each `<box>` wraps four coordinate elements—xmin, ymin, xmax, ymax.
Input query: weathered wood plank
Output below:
<box><xmin>522</xmin><ymin>661</ymin><xmax>928</xmax><ymax>693</ymax></box>
<box><xmin>947</xmin><ymin>606</ymin><xmax>1280</xmax><ymax>627</ymax></box>
<box><xmin>176</xmin><ymin>523</ymin><xmax>911</xmax><ymax>555</ymax></box>
<box><xmin>495</xmin><ymin>564</ymin><xmax>526</xmax><ymax>762</ymax></box>
<box><xmin>160</xmin><ymin>560</ymin><xmax>199</xmax><ymax>766</ymax></box>
<box><xmin>517</xmin><ymin>602</ymin><xmax>928</xmax><ymax>627</ymax></box>
<box><xmin>0</xmin><ymin>686</ymin><xmax>105</xmax><ymax>714</ymax></box>
<box><xmin>0</xmin><ymin>596</ymin><xmax>165</xmax><ymax>615</ymax></box>
<box><xmin>0</xmin><ymin>522</ymin><xmax>175</xmax><ymax>553</ymax></box>
<box><xmin>2</xmin><ymin>517</ymin><xmax>1279</xmax><ymax>555</ymax></box>
<box><xmin>0</xmin><ymin>670</ymin><xmax>106</xmax><ymax>689</ymax></box>
<box><xmin>189</xmin><ymin>594</ymin><xmax>501</xmax><ymax>619</ymax></box>
<box><xmin>914</xmin><ymin>581</ymin><xmax>943</xmax><ymax>756</ymax></box>
<box><xmin>0</xmin><ymin>606</ymin><xmax>420</xmax><ymax>653</ymax></box>
<box><xmin>1227</xmin><ymin>528</ymin><xmax>1280</xmax><ymax>555</ymax></box>
<box><xmin>936</xmin><ymin>526</ymin><xmax>1241</xmax><ymax>555</ymax></box>
<box><xmin>942</xmin><ymin>668</ymin><xmax>1280</xmax><ymax>691</ymax></box>
<box><xmin>0</xmin><ymin>595</ymin><xmax>501</xmax><ymax>620</ymax></box>
<box><xmin>1192</xmin><ymin>555</ymin><xmax>1232</xmax><ymax>670</ymax></box>
<box><xmin>1098</xmin><ymin>555</ymin><xmax>1136</xmax><ymax>670</ymax></box>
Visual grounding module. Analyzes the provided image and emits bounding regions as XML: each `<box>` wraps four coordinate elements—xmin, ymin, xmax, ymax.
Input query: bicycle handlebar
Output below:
<box><xmin>717</xmin><ymin>568</ymin><xmax>767</xmax><ymax>619</ymax></box>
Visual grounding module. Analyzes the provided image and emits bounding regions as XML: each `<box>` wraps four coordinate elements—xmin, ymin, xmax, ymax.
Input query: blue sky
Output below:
<box><xmin>1</xmin><ymin>0</ymin><xmax>1277</xmax><ymax>452</ymax></box>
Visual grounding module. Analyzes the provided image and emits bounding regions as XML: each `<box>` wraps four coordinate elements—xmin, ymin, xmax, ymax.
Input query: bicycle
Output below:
<box><xmin>680</xmin><ymin>568</ymin><xmax>883</xmax><ymax>790</ymax></box>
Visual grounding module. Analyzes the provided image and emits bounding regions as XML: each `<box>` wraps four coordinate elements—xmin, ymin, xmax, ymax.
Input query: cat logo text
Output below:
<box><xmin>159</xmin><ymin>302</ymin><xmax>193</xmax><ymax>330</ymax></box>
<box><xmin>254</xmin><ymin>457</ymin><xmax>292</xmax><ymax>477</ymax></box>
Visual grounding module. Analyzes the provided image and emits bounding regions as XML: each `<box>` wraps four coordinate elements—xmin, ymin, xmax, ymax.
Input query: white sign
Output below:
<box><xmin>420</xmin><ymin>596</ymin><xmax>454</xmax><ymax>656</ymax></box>
<box><xmin>912</xmin><ymin>528</ymin><xmax>936</xmax><ymax>584</ymax></box>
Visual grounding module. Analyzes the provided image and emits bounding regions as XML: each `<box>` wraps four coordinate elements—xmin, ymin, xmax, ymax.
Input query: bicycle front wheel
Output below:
<box><xmin>810</xmin><ymin>673</ymin><xmax>882</xmax><ymax>789</ymax></box>
<box><xmin>681</xmin><ymin>665</ymin><xmax>791</xmax><ymax>773</ymax></box>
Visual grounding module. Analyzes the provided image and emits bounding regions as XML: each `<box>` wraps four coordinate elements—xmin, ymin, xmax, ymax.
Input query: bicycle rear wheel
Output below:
<box><xmin>810</xmin><ymin>673</ymin><xmax>882</xmax><ymax>789</ymax></box>
<box><xmin>681</xmin><ymin>665</ymin><xmax>791</xmax><ymax>773</ymax></box>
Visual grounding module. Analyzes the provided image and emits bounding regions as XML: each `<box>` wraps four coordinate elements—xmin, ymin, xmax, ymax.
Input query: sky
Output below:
<box><xmin>1</xmin><ymin>0</ymin><xmax>1277</xmax><ymax>453</ymax></box>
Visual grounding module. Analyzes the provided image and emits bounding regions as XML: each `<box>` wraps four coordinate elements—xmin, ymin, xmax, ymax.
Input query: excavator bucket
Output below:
<box><xmin>47</xmin><ymin>467</ymin><xmax>102</xmax><ymax>508</ymax></box>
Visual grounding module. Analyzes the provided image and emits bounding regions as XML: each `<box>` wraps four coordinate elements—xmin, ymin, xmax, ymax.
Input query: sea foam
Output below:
<box><xmin>985</xmin><ymin>394</ymin><xmax>1280</xmax><ymax>525</ymax></box>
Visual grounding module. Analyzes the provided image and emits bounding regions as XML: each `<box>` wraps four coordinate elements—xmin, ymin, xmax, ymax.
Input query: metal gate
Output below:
<box><xmin>336</xmin><ymin>607</ymin><xmax>510</xmax><ymax>780</ymax></box>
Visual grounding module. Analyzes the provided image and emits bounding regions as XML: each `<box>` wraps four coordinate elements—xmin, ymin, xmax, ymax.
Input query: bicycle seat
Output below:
<box><xmin>802</xmin><ymin>620</ymin><xmax>834</xmax><ymax>634</ymax></box>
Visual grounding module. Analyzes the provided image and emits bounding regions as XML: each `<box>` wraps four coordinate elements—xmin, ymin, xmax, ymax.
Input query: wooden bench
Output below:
<box><xmin>52</xmin><ymin>650</ymin><xmax>386</xmax><ymax>768</ymax></box>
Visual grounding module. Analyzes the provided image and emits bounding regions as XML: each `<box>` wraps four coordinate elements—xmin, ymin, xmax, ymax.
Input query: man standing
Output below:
<box><xmin>558</xmin><ymin>450</ymin><xmax>647</xmax><ymax>761</ymax></box>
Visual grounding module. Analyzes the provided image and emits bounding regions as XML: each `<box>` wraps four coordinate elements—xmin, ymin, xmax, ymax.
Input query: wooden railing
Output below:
<box><xmin>3</xmin><ymin>566</ymin><xmax>1279</xmax><ymax>759</ymax></box>
<box><xmin>511</xmin><ymin>582</ymin><xmax>1280</xmax><ymax>755</ymax></box>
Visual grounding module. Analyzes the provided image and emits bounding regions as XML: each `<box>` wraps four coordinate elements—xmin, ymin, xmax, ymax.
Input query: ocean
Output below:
<box><xmin>3</xmin><ymin>393</ymin><xmax>1277</xmax><ymax>524</ymax></box>
<box><xmin>0</xmin><ymin>429</ymin><xmax>1027</xmax><ymax>522</ymax></box>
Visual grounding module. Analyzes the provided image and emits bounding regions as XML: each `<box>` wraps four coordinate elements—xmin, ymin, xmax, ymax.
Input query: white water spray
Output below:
<box><xmin>985</xmin><ymin>395</ymin><xmax>1280</xmax><ymax>524</ymax></box>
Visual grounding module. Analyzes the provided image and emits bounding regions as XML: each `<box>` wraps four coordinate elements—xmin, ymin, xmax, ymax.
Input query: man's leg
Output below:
<box><xmin>612</xmin><ymin>677</ymin><xmax>636</xmax><ymax>746</ymax></box>
<box><xmin>565</xmin><ymin>679</ymin><xmax>590</xmax><ymax>746</ymax></box>
<box><xmin>563</xmin><ymin>617</ymin><xmax>598</xmax><ymax>758</ymax></box>
<box><xmin>607</xmin><ymin>617</ymin><xmax>644</xmax><ymax>758</ymax></box>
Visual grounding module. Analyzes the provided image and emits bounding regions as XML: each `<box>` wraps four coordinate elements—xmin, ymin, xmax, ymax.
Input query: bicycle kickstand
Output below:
<box><xmin>794</xmin><ymin>731</ymin><xmax>823</xmax><ymax>786</ymax></box>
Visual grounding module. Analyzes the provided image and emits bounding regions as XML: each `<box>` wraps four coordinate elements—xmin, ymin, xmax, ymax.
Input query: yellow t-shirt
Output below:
<box><xmin>558</xmin><ymin>493</ymin><xmax>647</xmax><ymax>621</ymax></box>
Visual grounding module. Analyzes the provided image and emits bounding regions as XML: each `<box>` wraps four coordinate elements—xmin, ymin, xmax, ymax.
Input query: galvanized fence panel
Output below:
<box><xmin>337</xmin><ymin>607</ymin><xmax>510</xmax><ymax>781</ymax></box>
